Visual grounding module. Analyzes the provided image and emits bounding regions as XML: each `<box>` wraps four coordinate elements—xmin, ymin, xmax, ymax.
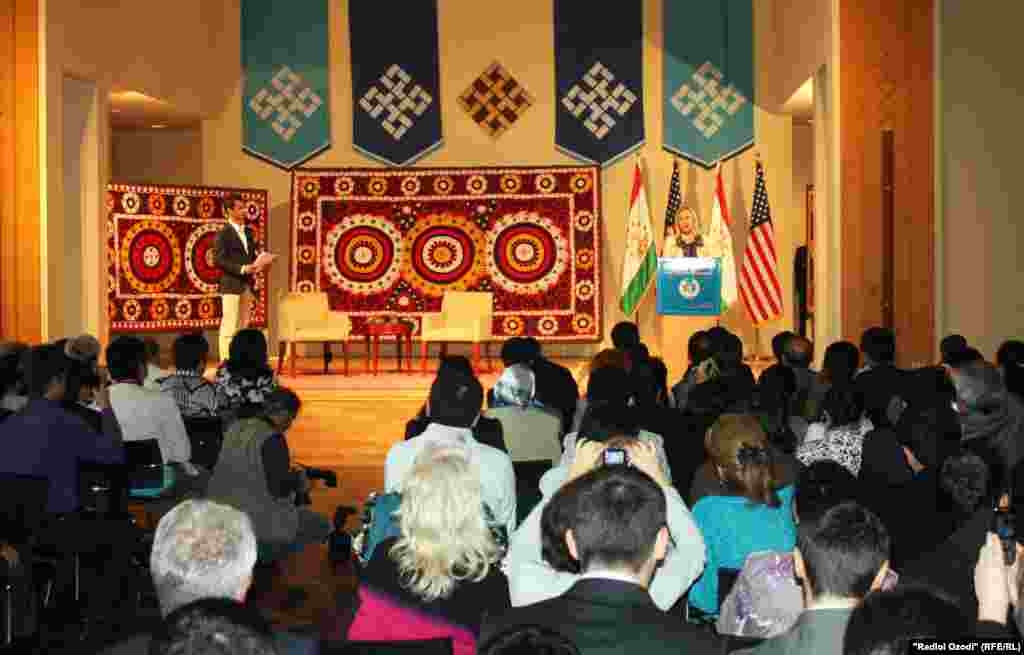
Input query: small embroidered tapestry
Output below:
<box><xmin>555</xmin><ymin>0</ymin><xmax>645</xmax><ymax>167</ymax></box>
<box><xmin>290</xmin><ymin>166</ymin><xmax>602</xmax><ymax>341</ymax></box>
<box><xmin>458</xmin><ymin>62</ymin><xmax>534</xmax><ymax>139</ymax></box>
<box><xmin>350</xmin><ymin>0</ymin><xmax>443</xmax><ymax>166</ymax></box>
<box><xmin>107</xmin><ymin>184</ymin><xmax>269</xmax><ymax>332</ymax></box>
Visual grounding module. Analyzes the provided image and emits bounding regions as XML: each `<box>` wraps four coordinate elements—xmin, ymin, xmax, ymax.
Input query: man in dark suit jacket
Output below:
<box><xmin>214</xmin><ymin>193</ymin><xmax>264</xmax><ymax>362</ymax></box>
<box><xmin>854</xmin><ymin>327</ymin><xmax>905</xmax><ymax>428</ymax></box>
<box><xmin>481</xmin><ymin>464</ymin><xmax>719</xmax><ymax>655</ymax></box>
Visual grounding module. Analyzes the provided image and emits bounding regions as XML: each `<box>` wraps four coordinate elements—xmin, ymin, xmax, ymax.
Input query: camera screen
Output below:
<box><xmin>603</xmin><ymin>448</ymin><xmax>627</xmax><ymax>466</ymax></box>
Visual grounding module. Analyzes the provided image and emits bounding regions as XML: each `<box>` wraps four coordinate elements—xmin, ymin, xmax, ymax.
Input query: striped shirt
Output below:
<box><xmin>158</xmin><ymin>370</ymin><xmax>219</xmax><ymax>418</ymax></box>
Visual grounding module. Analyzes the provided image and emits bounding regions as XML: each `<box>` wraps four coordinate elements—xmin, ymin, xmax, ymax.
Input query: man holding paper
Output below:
<box><xmin>214</xmin><ymin>193</ymin><xmax>277</xmax><ymax>361</ymax></box>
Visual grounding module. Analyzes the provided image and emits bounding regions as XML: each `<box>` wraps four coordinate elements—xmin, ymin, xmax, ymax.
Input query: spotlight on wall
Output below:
<box><xmin>150</xmin><ymin>124</ymin><xmax>168</xmax><ymax>129</ymax></box>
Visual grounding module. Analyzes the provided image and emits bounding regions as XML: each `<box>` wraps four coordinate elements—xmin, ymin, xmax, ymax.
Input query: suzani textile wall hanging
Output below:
<box><xmin>290</xmin><ymin>166</ymin><xmax>602</xmax><ymax>341</ymax></box>
<box><xmin>107</xmin><ymin>184</ymin><xmax>269</xmax><ymax>332</ymax></box>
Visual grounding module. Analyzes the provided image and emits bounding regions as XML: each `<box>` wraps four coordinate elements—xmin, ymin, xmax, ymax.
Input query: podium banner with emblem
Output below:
<box><xmin>656</xmin><ymin>257</ymin><xmax>722</xmax><ymax>316</ymax></box>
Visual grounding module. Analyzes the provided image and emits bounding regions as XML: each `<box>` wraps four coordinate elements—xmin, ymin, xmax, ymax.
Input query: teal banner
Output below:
<box><xmin>243</xmin><ymin>0</ymin><xmax>330</xmax><ymax>169</ymax></box>
<box><xmin>663</xmin><ymin>0</ymin><xmax>754</xmax><ymax>168</ymax></box>
<box><xmin>656</xmin><ymin>257</ymin><xmax>723</xmax><ymax>316</ymax></box>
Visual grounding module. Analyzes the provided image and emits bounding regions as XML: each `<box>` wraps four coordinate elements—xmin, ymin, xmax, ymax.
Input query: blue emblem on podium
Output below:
<box><xmin>656</xmin><ymin>257</ymin><xmax>722</xmax><ymax>316</ymax></box>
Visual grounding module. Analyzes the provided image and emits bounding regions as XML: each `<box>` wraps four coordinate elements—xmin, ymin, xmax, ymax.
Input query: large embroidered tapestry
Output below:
<box><xmin>290</xmin><ymin>166</ymin><xmax>602</xmax><ymax>341</ymax></box>
<box><xmin>107</xmin><ymin>184</ymin><xmax>270</xmax><ymax>332</ymax></box>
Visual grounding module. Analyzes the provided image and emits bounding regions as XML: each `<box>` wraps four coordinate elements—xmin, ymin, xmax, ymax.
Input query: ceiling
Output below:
<box><xmin>782</xmin><ymin>77</ymin><xmax>814</xmax><ymax>123</ymax></box>
<box><xmin>109</xmin><ymin>90</ymin><xmax>201</xmax><ymax>130</ymax></box>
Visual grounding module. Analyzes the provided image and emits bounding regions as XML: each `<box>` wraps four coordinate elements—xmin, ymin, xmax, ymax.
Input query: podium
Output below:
<box><xmin>656</xmin><ymin>257</ymin><xmax>723</xmax><ymax>316</ymax></box>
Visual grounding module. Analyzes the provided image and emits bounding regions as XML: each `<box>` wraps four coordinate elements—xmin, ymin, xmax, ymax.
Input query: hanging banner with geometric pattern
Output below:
<box><xmin>350</xmin><ymin>0</ymin><xmax>443</xmax><ymax>166</ymax></box>
<box><xmin>242</xmin><ymin>0</ymin><xmax>330</xmax><ymax>169</ymax></box>
<box><xmin>555</xmin><ymin>0</ymin><xmax>644</xmax><ymax>167</ymax></box>
<box><xmin>663</xmin><ymin>0</ymin><xmax>755</xmax><ymax>168</ymax></box>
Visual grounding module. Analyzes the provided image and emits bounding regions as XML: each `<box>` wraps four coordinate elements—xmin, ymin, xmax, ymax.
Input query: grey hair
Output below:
<box><xmin>150</xmin><ymin>499</ymin><xmax>258</xmax><ymax>617</ymax></box>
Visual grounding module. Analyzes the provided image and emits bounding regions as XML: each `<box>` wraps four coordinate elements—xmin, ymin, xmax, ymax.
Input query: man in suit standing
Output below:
<box><xmin>482</xmin><ymin>463</ymin><xmax>719</xmax><ymax>655</ymax></box>
<box><xmin>214</xmin><ymin>194</ymin><xmax>274</xmax><ymax>361</ymax></box>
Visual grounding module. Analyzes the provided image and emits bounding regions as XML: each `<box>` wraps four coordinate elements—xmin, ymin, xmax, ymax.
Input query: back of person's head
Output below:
<box><xmin>797</xmin><ymin>501</ymin><xmax>890</xmax><ymax>601</ymax></box>
<box><xmin>480</xmin><ymin>625</ymin><xmax>581</xmax><ymax>655</ymax></box>
<box><xmin>521</xmin><ymin>337</ymin><xmax>544</xmax><ymax>361</ymax></box>
<box><xmin>714</xmin><ymin>332</ymin><xmax>745</xmax><ymax>373</ymax></box>
<box><xmin>64</xmin><ymin>334</ymin><xmax>101</xmax><ymax>365</ymax></box>
<box><xmin>227</xmin><ymin>329</ymin><xmax>269</xmax><ymax>373</ymax></box>
<box><xmin>0</xmin><ymin>342</ymin><xmax>28</xmax><ymax>397</ymax></box>
<box><xmin>939</xmin><ymin>334</ymin><xmax>969</xmax><ymax>365</ymax></box>
<box><xmin>174</xmin><ymin>334</ymin><xmax>210</xmax><ymax>372</ymax></box>
<box><xmin>500</xmin><ymin>337</ymin><xmax>535</xmax><ymax>367</ymax></box>
<box><xmin>150</xmin><ymin>499</ymin><xmax>258</xmax><ymax>617</ymax></box>
<box><xmin>24</xmin><ymin>343</ymin><xmax>70</xmax><ymax>399</ymax></box>
<box><xmin>949</xmin><ymin>360</ymin><xmax>1005</xmax><ymax>416</ymax></box>
<box><xmin>585</xmin><ymin>365</ymin><xmax>633</xmax><ymax>406</ymax></box>
<box><xmin>106</xmin><ymin>335</ymin><xmax>147</xmax><ymax>382</ymax></box>
<box><xmin>861</xmin><ymin>327</ymin><xmax>896</xmax><ymax>365</ymax></box>
<box><xmin>629</xmin><ymin>356</ymin><xmax>665</xmax><ymax>408</ymax></box>
<box><xmin>822</xmin><ymin>384</ymin><xmax>864</xmax><ymax>428</ymax></box>
<box><xmin>492</xmin><ymin>363</ymin><xmax>536</xmax><ymax>409</ymax></box>
<box><xmin>795</xmin><ymin>460</ymin><xmax>860</xmax><ymax>524</ymax></box>
<box><xmin>561</xmin><ymin>465</ymin><xmax>667</xmax><ymax>574</ymax></box>
<box><xmin>997</xmin><ymin>339</ymin><xmax>1024</xmax><ymax>399</ymax></box>
<box><xmin>149</xmin><ymin>597</ymin><xmax>275</xmax><ymax>655</ymax></box>
<box><xmin>588</xmin><ymin>348</ymin><xmax>627</xmax><ymax>375</ymax></box>
<box><xmin>758</xmin><ymin>365</ymin><xmax>797</xmax><ymax>412</ymax></box>
<box><xmin>577</xmin><ymin>401</ymin><xmax>640</xmax><ymax>442</ymax></box>
<box><xmin>705</xmin><ymin>414</ymin><xmax>780</xmax><ymax>507</ymax></box>
<box><xmin>611</xmin><ymin>322</ymin><xmax>640</xmax><ymax>350</ymax></box>
<box><xmin>939</xmin><ymin>451</ymin><xmax>991</xmax><ymax>515</ymax></box>
<box><xmin>784</xmin><ymin>335</ymin><xmax>814</xmax><ymax>369</ymax></box>
<box><xmin>823</xmin><ymin>341</ymin><xmax>860</xmax><ymax>385</ymax></box>
<box><xmin>428</xmin><ymin>369</ymin><xmax>483</xmax><ymax>428</ymax></box>
<box><xmin>706</xmin><ymin>326</ymin><xmax>731</xmax><ymax>356</ymax></box>
<box><xmin>842</xmin><ymin>586</ymin><xmax>968</xmax><ymax>655</ymax></box>
<box><xmin>262</xmin><ymin>387</ymin><xmax>301</xmax><ymax>429</ymax></box>
<box><xmin>896</xmin><ymin>403</ymin><xmax>960</xmax><ymax>472</ymax></box>
<box><xmin>437</xmin><ymin>354</ymin><xmax>474</xmax><ymax>378</ymax></box>
<box><xmin>944</xmin><ymin>347</ymin><xmax>984</xmax><ymax>369</ymax></box>
<box><xmin>144</xmin><ymin>337</ymin><xmax>161</xmax><ymax>364</ymax></box>
<box><xmin>688</xmin><ymin>330</ymin><xmax>713</xmax><ymax>367</ymax></box>
<box><xmin>391</xmin><ymin>446</ymin><xmax>498</xmax><ymax>601</ymax></box>
<box><xmin>541</xmin><ymin>472</ymin><xmax>584</xmax><ymax>574</ymax></box>
<box><xmin>772</xmin><ymin>331</ymin><xmax>795</xmax><ymax>361</ymax></box>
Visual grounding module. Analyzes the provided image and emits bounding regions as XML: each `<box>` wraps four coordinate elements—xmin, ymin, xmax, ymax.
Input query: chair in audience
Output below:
<box><xmin>420</xmin><ymin>292</ymin><xmax>493</xmax><ymax>372</ymax></box>
<box><xmin>124</xmin><ymin>439</ymin><xmax>165</xmax><ymax>492</ymax></box>
<box><xmin>184</xmin><ymin>416</ymin><xmax>225</xmax><ymax>471</ymax></box>
<box><xmin>0</xmin><ymin>473</ymin><xmax>49</xmax><ymax>644</ymax></box>
<box><xmin>277</xmin><ymin>291</ymin><xmax>352</xmax><ymax>376</ymax></box>
<box><xmin>324</xmin><ymin>638</ymin><xmax>453</xmax><ymax>655</ymax></box>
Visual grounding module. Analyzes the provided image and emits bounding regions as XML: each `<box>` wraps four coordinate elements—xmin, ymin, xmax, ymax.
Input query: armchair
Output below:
<box><xmin>277</xmin><ymin>292</ymin><xmax>352</xmax><ymax>376</ymax></box>
<box><xmin>419</xmin><ymin>291</ymin><xmax>493</xmax><ymax>372</ymax></box>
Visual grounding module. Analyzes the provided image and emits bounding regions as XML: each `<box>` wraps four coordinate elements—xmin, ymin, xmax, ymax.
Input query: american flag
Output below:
<box><xmin>662</xmin><ymin>159</ymin><xmax>681</xmax><ymax>254</ymax></box>
<box><xmin>739</xmin><ymin>161</ymin><xmax>783</xmax><ymax>324</ymax></box>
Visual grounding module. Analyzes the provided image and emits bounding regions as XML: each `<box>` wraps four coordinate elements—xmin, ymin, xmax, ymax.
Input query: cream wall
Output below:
<box><xmin>940</xmin><ymin>0</ymin><xmax>1024</xmax><ymax>358</ymax></box>
<box><xmin>112</xmin><ymin>128</ymin><xmax>204</xmax><ymax>186</ymax></box>
<box><xmin>201</xmin><ymin>0</ymin><xmax>801</xmax><ymax>379</ymax></box>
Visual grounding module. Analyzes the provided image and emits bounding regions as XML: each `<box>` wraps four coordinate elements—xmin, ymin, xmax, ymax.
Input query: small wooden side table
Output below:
<box><xmin>364</xmin><ymin>319</ymin><xmax>415</xmax><ymax>374</ymax></box>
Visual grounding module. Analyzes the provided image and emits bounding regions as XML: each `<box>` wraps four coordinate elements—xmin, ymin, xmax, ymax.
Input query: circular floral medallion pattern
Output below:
<box><xmin>298</xmin><ymin>212</ymin><xmax>317</xmax><ymax>232</ymax></box>
<box><xmin>245</xmin><ymin>201</ymin><xmax>262</xmax><ymax>222</ymax></box>
<box><xmin>535</xmin><ymin>173</ymin><xmax>557</xmax><ymax>194</ymax></box>
<box><xmin>400</xmin><ymin>213</ymin><xmax>487</xmax><ymax>297</ymax></box>
<box><xmin>400</xmin><ymin>176</ymin><xmax>421</xmax><ymax>196</ymax></box>
<box><xmin>573</xmin><ymin>313</ymin><xmax>595</xmax><ymax>335</ymax></box>
<box><xmin>175</xmin><ymin>299</ymin><xmax>193</xmax><ymax>320</ymax></box>
<box><xmin>537</xmin><ymin>315</ymin><xmax>559</xmax><ymax>336</ymax></box>
<box><xmin>120</xmin><ymin>220</ymin><xmax>183</xmax><ymax>294</ymax></box>
<box><xmin>122</xmin><ymin>299</ymin><xmax>142</xmax><ymax>322</ymax></box>
<box><xmin>323</xmin><ymin>214</ymin><xmax>404</xmax><ymax>296</ymax></box>
<box><xmin>198</xmin><ymin>298</ymin><xmax>217</xmax><ymax>319</ymax></box>
<box><xmin>367</xmin><ymin>177</ymin><xmax>389</xmax><ymax>196</ymax></box>
<box><xmin>197</xmin><ymin>196</ymin><xmax>217</xmax><ymax>218</ymax></box>
<box><xmin>148</xmin><ymin>194</ymin><xmax>167</xmax><ymax>215</ymax></box>
<box><xmin>570</xmin><ymin>173</ymin><xmax>593</xmax><ymax>194</ymax></box>
<box><xmin>121</xmin><ymin>192</ymin><xmax>141</xmax><ymax>214</ymax></box>
<box><xmin>150</xmin><ymin>298</ymin><xmax>170</xmax><ymax>321</ymax></box>
<box><xmin>298</xmin><ymin>246</ymin><xmax>316</xmax><ymax>264</ymax></box>
<box><xmin>499</xmin><ymin>174</ymin><xmax>522</xmax><ymax>194</ymax></box>
<box><xmin>575</xmin><ymin>248</ymin><xmax>595</xmax><ymax>270</ymax></box>
<box><xmin>173</xmin><ymin>195</ymin><xmax>191</xmax><ymax>216</ymax></box>
<box><xmin>575</xmin><ymin>280</ymin><xmax>595</xmax><ymax>302</ymax></box>
<box><xmin>487</xmin><ymin>211</ymin><xmax>569</xmax><ymax>295</ymax></box>
<box><xmin>574</xmin><ymin>211</ymin><xmax>595</xmax><ymax>232</ymax></box>
<box><xmin>466</xmin><ymin>175</ymin><xmax>488</xmax><ymax>196</ymax></box>
<box><xmin>296</xmin><ymin>280</ymin><xmax>316</xmax><ymax>293</ymax></box>
<box><xmin>184</xmin><ymin>223</ymin><xmax>224</xmax><ymax>294</ymax></box>
<box><xmin>502</xmin><ymin>316</ymin><xmax>525</xmax><ymax>337</ymax></box>
<box><xmin>300</xmin><ymin>178</ymin><xmax>320</xmax><ymax>199</ymax></box>
<box><xmin>335</xmin><ymin>177</ymin><xmax>355</xmax><ymax>196</ymax></box>
<box><xmin>433</xmin><ymin>176</ymin><xmax>455</xmax><ymax>195</ymax></box>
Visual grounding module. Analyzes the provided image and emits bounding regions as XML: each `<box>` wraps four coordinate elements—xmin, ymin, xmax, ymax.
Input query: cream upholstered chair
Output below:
<box><xmin>277</xmin><ymin>292</ymin><xmax>352</xmax><ymax>376</ymax></box>
<box><xmin>420</xmin><ymin>291</ymin><xmax>494</xmax><ymax>372</ymax></box>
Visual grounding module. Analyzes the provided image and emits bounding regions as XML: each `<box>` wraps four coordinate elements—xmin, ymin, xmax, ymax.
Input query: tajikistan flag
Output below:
<box><xmin>620</xmin><ymin>161</ymin><xmax>657</xmax><ymax>316</ymax></box>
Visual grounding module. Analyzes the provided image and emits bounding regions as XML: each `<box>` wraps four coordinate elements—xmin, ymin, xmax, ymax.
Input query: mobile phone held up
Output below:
<box><xmin>992</xmin><ymin>504</ymin><xmax>1017</xmax><ymax>566</ymax></box>
<box><xmin>603</xmin><ymin>448</ymin><xmax>629</xmax><ymax>467</ymax></box>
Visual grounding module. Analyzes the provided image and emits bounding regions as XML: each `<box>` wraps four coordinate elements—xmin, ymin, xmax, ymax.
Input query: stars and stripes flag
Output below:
<box><xmin>739</xmin><ymin>161</ymin><xmax>784</xmax><ymax>324</ymax></box>
<box><xmin>620</xmin><ymin>160</ymin><xmax>657</xmax><ymax>316</ymax></box>
<box><xmin>662</xmin><ymin>158</ymin><xmax>681</xmax><ymax>254</ymax></box>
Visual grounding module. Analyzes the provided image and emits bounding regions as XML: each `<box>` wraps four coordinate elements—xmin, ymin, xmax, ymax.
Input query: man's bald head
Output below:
<box><xmin>784</xmin><ymin>336</ymin><xmax>814</xmax><ymax>369</ymax></box>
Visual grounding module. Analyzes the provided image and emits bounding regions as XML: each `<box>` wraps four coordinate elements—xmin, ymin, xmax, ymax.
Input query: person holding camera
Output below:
<box><xmin>502</xmin><ymin>402</ymin><xmax>705</xmax><ymax>612</ymax></box>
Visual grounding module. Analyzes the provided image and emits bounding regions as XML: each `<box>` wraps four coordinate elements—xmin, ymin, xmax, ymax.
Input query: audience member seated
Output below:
<box><xmin>796</xmin><ymin>385</ymin><xmax>873</xmax><ymax>476</ymax></box>
<box><xmin>854</xmin><ymin>327</ymin><xmax>905</xmax><ymax>429</ymax></box>
<box><xmin>387</xmin><ymin>369</ymin><xmax>516</xmax><ymax>536</ymax></box>
<box><xmin>771</xmin><ymin>331</ymin><xmax>795</xmax><ymax>363</ymax></box>
<box><xmin>672</xmin><ymin>330</ymin><xmax>713</xmax><ymax>412</ymax></box>
<box><xmin>207</xmin><ymin>388</ymin><xmax>330</xmax><ymax>557</ymax></box>
<box><xmin>407</xmin><ymin>355</ymin><xmax>507</xmax><ymax>452</ymax></box>
<box><xmin>107</xmin><ymin>335</ymin><xmax>193</xmax><ymax>467</ymax></box>
<box><xmin>571</xmin><ymin>350</ymin><xmax>628</xmax><ymax>433</ymax></box>
<box><xmin>485</xmin><ymin>364</ymin><xmax>561</xmax><ymax>465</ymax></box>
<box><xmin>688</xmin><ymin>415</ymin><xmax>797</xmax><ymax>619</ymax></box>
<box><xmin>480</xmin><ymin>625</ymin><xmax>581</xmax><ymax>655</ymax></box>
<box><xmin>143</xmin><ymin>336</ymin><xmax>168</xmax><ymax>390</ymax></box>
<box><xmin>521</xmin><ymin>337</ymin><xmax>580</xmax><ymax>437</ymax></box>
<box><xmin>630</xmin><ymin>357</ymin><xmax>683</xmax><ymax>452</ymax></box>
<box><xmin>610</xmin><ymin>321</ymin><xmax>641</xmax><ymax>367</ymax></box>
<box><xmin>973</xmin><ymin>531</ymin><xmax>1023</xmax><ymax>638</ymax></box>
<box><xmin>149</xmin><ymin>598</ymin><xmax>277</xmax><ymax>655</ymax></box>
<box><xmin>686</xmin><ymin>330</ymin><xmax>756</xmax><ymax>420</ymax></box>
<box><xmin>806</xmin><ymin>340</ymin><xmax>860</xmax><ymax>422</ymax></box>
<box><xmin>940</xmin><ymin>333</ymin><xmax>970</xmax><ymax>365</ymax></box>
<box><xmin>997</xmin><ymin>339</ymin><xmax>1024</xmax><ymax>400</ymax></box>
<box><xmin>0</xmin><ymin>341</ymin><xmax>28</xmax><ymax>414</ymax></box>
<box><xmin>717</xmin><ymin>461</ymin><xmax>864</xmax><ymax>640</ymax></box>
<box><xmin>485</xmin><ymin>464</ymin><xmax>718</xmax><ymax>655</ymax></box>
<box><xmin>504</xmin><ymin>420</ymin><xmax>704</xmax><ymax>612</ymax></box>
<box><xmin>59</xmin><ymin>334</ymin><xmax>108</xmax><ymax>433</ymax></box>
<box><xmin>342</xmin><ymin>446</ymin><xmax>509</xmax><ymax>655</ymax></box>
<box><xmin>739</xmin><ymin>502</ymin><xmax>891</xmax><ymax>655</ymax></box>
<box><xmin>755</xmin><ymin>364</ymin><xmax>801</xmax><ymax>453</ymax></box>
<box><xmin>841</xmin><ymin>586</ymin><xmax>969</xmax><ymax>655</ymax></box>
<box><xmin>214</xmin><ymin>329</ymin><xmax>278</xmax><ymax>421</ymax></box>
<box><xmin>159</xmin><ymin>333</ymin><xmax>221</xmax><ymax>419</ymax></box>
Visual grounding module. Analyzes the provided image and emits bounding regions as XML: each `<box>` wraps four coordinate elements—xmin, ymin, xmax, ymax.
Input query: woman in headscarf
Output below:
<box><xmin>484</xmin><ymin>364</ymin><xmax>561</xmax><ymax>466</ymax></box>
